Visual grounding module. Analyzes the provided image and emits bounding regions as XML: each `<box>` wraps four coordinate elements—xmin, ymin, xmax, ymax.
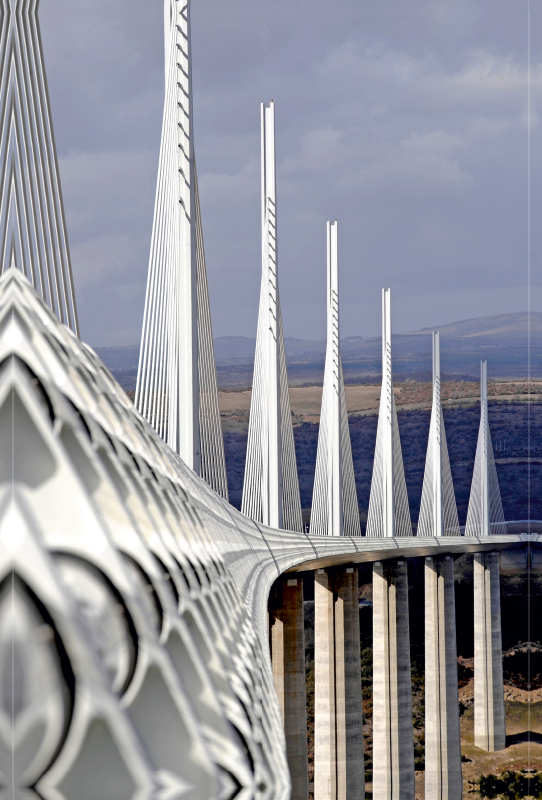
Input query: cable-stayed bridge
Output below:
<box><xmin>0</xmin><ymin>2</ymin><xmax>537</xmax><ymax>800</ymax></box>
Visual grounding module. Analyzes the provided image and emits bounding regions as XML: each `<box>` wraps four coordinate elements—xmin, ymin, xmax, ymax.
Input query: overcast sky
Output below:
<box><xmin>40</xmin><ymin>0</ymin><xmax>540</xmax><ymax>347</ymax></box>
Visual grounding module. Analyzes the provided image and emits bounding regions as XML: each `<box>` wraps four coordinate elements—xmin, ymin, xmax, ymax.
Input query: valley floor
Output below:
<box><xmin>219</xmin><ymin>379</ymin><xmax>542</xmax><ymax>430</ymax></box>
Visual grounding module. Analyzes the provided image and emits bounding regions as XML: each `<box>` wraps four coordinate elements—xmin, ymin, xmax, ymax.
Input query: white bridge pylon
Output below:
<box><xmin>0</xmin><ymin>0</ymin><xmax>79</xmax><ymax>334</ymax></box>
<box><xmin>465</xmin><ymin>360</ymin><xmax>507</xmax><ymax>537</ymax></box>
<box><xmin>418</xmin><ymin>330</ymin><xmax>460</xmax><ymax>537</ymax></box>
<box><xmin>366</xmin><ymin>288</ymin><xmax>412</xmax><ymax>537</ymax></box>
<box><xmin>135</xmin><ymin>0</ymin><xmax>228</xmax><ymax>500</ymax></box>
<box><xmin>310</xmin><ymin>221</ymin><xmax>360</xmax><ymax>537</ymax></box>
<box><xmin>242</xmin><ymin>101</ymin><xmax>302</xmax><ymax>532</ymax></box>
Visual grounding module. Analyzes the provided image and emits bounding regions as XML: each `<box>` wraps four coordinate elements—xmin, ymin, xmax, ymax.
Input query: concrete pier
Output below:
<box><xmin>314</xmin><ymin>568</ymin><xmax>337</xmax><ymax>800</ymax></box>
<box><xmin>335</xmin><ymin>568</ymin><xmax>365</xmax><ymax>800</ymax></box>
<box><xmin>372</xmin><ymin>560</ymin><xmax>415</xmax><ymax>800</ymax></box>
<box><xmin>424</xmin><ymin>556</ymin><xmax>462</xmax><ymax>800</ymax></box>
<box><xmin>473</xmin><ymin>552</ymin><xmax>506</xmax><ymax>751</ymax></box>
<box><xmin>270</xmin><ymin>576</ymin><xmax>309</xmax><ymax>799</ymax></box>
<box><xmin>314</xmin><ymin>567</ymin><xmax>364</xmax><ymax>800</ymax></box>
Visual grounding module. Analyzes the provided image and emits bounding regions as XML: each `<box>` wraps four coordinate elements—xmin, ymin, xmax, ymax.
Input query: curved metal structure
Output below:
<box><xmin>0</xmin><ymin>268</ymin><xmax>530</xmax><ymax>799</ymax></box>
<box><xmin>1</xmin><ymin>3</ymin><xmax>536</xmax><ymax>799</ymax></box>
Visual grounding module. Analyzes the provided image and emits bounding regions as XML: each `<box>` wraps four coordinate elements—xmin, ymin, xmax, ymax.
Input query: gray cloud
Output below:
<box><xmin>40</xmin><ymin>0</ymin><xmax>540</xmax><ymax>346</ymax></box>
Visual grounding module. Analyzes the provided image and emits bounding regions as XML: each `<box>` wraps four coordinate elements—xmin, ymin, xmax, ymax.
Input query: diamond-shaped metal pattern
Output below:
<box><xmin>0</xmin><ymin>268</ymin><xmax>523</xmax><ymax>800</ymax></box>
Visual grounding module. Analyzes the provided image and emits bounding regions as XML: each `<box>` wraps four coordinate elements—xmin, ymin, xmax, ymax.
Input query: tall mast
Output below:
<box><xmin>0</xmin><ymin>0</ymin><xmax>79</xmax><ymax>334</ymax></box>
<box><xmin>418</xmin><ymin>332</ymin><xmax>459</xmax><ymax>537</ymax></box>
<box><xmin>136</xmin><ymin>0</ymin><xmax>228</xmax><ymax>498</ymax></box>
<box><xmin>242</xmin><ymin>102</ymin><xmax>302</xmax><ymax>531</ymax></box>
<box><xmin>310</xmin><ymin>221</ymin><xmax>359</xmax><ymax>537</ymax></box>
<box><xmin>366</xmin><ymin>288</ymin><xmax>412</xmax><ymax>537</ymax></box>
<box><xmin>465</xmin><ymin>362</ymin><xmax>506</xmax><ymax>536</ymax></box>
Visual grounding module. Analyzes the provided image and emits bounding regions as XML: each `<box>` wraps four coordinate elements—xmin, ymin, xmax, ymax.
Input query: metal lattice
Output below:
<box><xmin>0</xmin><ymin>268</ymin><xmax>521</xmax><ymax>799</ymax></box>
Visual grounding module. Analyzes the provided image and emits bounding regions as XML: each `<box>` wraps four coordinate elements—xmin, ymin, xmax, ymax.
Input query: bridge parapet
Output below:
<box><xmin>0</xmin><ymin>270</ymin><xmax>535</xmax><ymax>799</ymax></box>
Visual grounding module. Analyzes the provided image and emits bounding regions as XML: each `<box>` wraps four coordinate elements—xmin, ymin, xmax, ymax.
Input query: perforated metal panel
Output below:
<box><xmin>0</xmin><ymin>269</ymin><xmax>288</xmax><ymax>800</ymax></box>
<box><xmin>0</xmin><ymin>271</ymin><xmax>524</xmax><ymax>799</ymax></box>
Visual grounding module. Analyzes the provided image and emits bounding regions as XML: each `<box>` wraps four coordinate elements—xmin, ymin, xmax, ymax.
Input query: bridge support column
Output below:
<box><xmin>372</xmin><ymin>560</ymin><xmax>415</xmax><ymax>800</ymax></box>
<box><xmin>424</xmin><ymin>556</ymin><xmax>462</xmax><ymax>800</ymax></box>
<box><xmin>270</xmin><ymin>576</ymin><xmax>309</xmax><ymax>799</ymax></box>
<box><xmin>474</xmin><ymin>552</ymin><xmax>506</xmax><ymax>751</ymax></box>
<box><xmin>314</xmin><ymin>568</ymin><xmax>336</xmax><ymax>800</ymax></box>
<box><xmin>336</xmin><ymin>568</ymin><xmax>365</xmax><ymax>800</ymax></box>
<box><xmin>314</xmin><ymin>567</ymin><xmax>364</xmax><ymax>800</ymax></box>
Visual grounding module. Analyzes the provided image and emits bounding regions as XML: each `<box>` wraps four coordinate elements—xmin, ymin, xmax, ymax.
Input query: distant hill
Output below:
<box><xmin>94</xmin><ymin>343</ymin><xmax>140</xmax><ymax>371</ymax></box>
<box><xmin>96</xmin><ymin>312</ymin><xmax>541</xmax><ymax>389</ymax></box>
<box><xmin>213</xmin><ymin>312</ymin><xmax>539</xmax><ymax>386</ymax></box>
<box><xmin>214</xmin><ymin>335</ymin><xmax>326</xmax><ymax>365</ymax></box>
<box><xmin>414</xmin><ymin>311</ymin><xmax>537</xmax><ymax>339</ymax></box>
<box><xmin>334</xmin><ymin>311</ymin><xmax>539</xmax><ymax>385</ymax></box>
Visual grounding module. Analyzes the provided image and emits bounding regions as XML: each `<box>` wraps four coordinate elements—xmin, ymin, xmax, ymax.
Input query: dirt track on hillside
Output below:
<box><xmin>218</xmin><ymin>380</ymin><xmax>539</xmax><ymax>430</ymax></box>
